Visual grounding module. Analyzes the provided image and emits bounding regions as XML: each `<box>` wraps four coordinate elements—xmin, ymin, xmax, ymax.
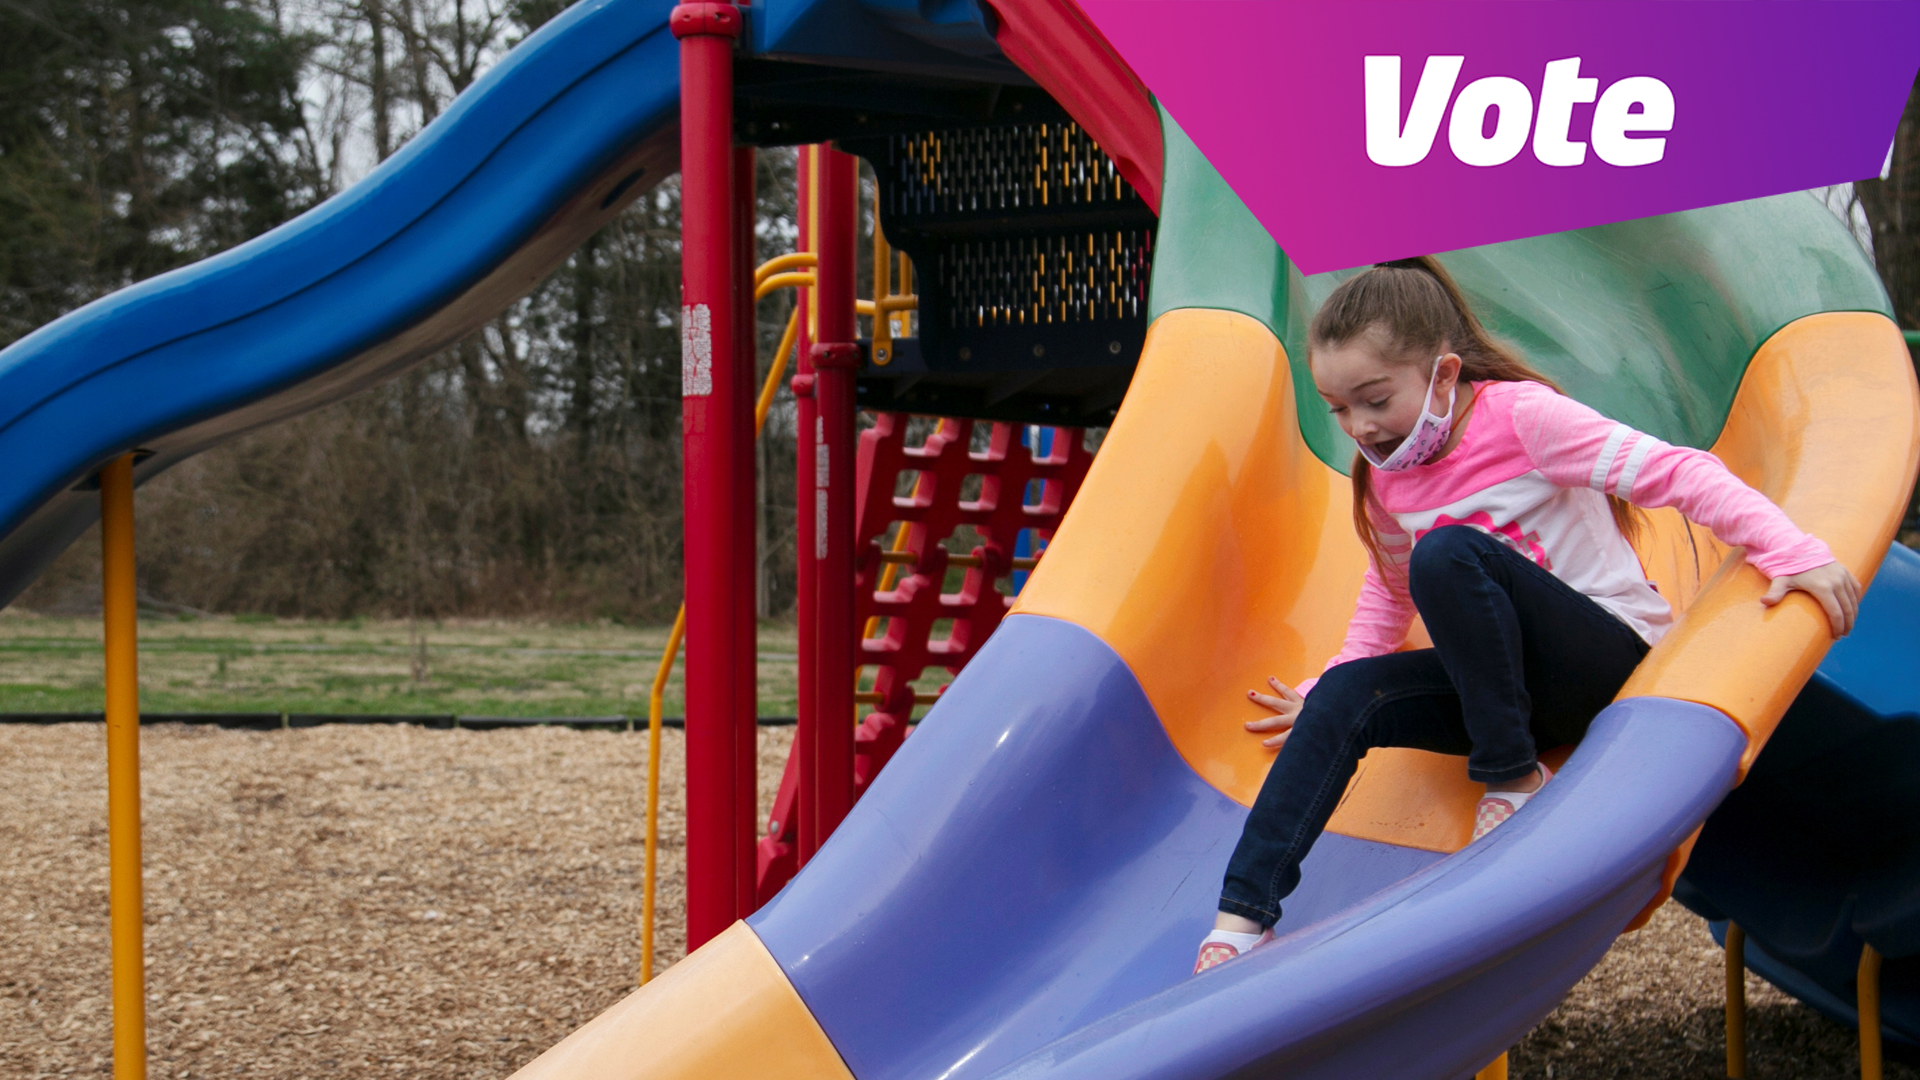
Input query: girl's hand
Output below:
<box><xmin>1245</xmin><ymin>676</ymin><xmax>1304</xmax><ymax>749</ymax></box>
<box><xmin>1761</xmin><ymin>560</ymin><xmax>1862</xmax><ymax>638</ymax></box>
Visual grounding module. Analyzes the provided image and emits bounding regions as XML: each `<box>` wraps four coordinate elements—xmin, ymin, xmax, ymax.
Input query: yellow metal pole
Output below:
<box><xmin>1861</xmin><ymin>944</ymin><xmax>1883</xmax><ymax>1080</ymax></box>
<box><xmin>640</xmin><ymin>606</ymin><xmax>687</xmax><ymax>986</ymax></box>
<box><xmin>753</xmin><ymin>251</ymin><xmax>816</xmax><ymax>288</ymax></box>
<box><xmin>756</xmin><ymin>308</ymin><xmax>800</xmax><ymax>427</ymax></box>
<box><xmin>100</xmin><ymin>452</ymin><xmax>146</xmax><ymax>1080</ymax></box>
<box><xmin>756</xmin><ymin>271</ymin><xmax>817</xmax><ymax>301</ymax></box>
<box><xmin>1726</xmin><ymin>922</ymin><xmax>1747</xmax><ymax>1078</ymax></box>
<box><xmin>897</xmin><ymin>252</ymin><xmax>913</xmax><ymax>339</ymax></box>
<box><xmin>1474</xmin><ymin>1051</ymin><xmax>1507</xmax><ymax>1080</ymax></box>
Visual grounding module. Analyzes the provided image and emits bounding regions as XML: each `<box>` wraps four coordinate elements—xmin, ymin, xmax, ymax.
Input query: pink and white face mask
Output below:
<box><xmin>1357</xmin><ymin>358</ymin><xmax>1454</xmax><ymax>472</ymax></box>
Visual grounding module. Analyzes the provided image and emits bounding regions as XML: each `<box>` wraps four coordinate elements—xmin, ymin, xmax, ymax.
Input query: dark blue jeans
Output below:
<box><xmin>1218</xmin><ymin>524</ymin><xmax>1652</xmax><ymax>928</ymax></box>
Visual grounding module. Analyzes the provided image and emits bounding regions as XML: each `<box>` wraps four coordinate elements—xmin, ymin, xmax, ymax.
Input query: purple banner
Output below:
<box><xmin>1077</xmin><ymin>0</ymin><xmax>1920</xmax><ymax>273</ymax></box>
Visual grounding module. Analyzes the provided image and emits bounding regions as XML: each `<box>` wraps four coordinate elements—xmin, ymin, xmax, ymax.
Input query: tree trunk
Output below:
<box><xmin>569</xmin><ymin>233</ymin><xmax>599</xmax><ymax>456</ymax></box>
<box><xmin>367</xmin><ymin>0</ymin><xmax>392</xmax><ymax>160</ymax></box>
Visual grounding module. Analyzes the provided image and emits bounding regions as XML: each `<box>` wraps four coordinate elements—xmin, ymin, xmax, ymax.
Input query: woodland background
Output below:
<box><xmin>3</xmin><ymin>0</ymin><xmax>1918</xmax><ymax>623</ymax></box>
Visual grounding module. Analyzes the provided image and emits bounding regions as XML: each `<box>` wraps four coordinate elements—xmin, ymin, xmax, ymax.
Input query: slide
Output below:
<box><xmin>1676</xmin><ymin>541</ymin><xmax>1920</xmax><ymax>1051</ymax></box>
<box><xmin>508</xmin><ymin>111</ymin><xmax>1919</xmax><ymax>1080</ymax></box>
<box><xmin>2</xmin><ymin>0</ymin><xmax>1916</xmax><ymax>1076</ymax></box>
<box><xmin>0</xmin><ymin>0</ymin><xmax>683</xmax><ymax>604</ymax></box>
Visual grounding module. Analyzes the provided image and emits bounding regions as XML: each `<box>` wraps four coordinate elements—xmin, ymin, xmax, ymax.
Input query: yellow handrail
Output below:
<box><xmin>639</xmin><ymin>606</ymin><xmax>685</xmax><ymax>985</ymax></box>
<box><xmin>757</xmin><ymin>271</ymin><xmax>817</xmax><ymax>301</ymax></box>
<box><xmin>757</xmin><ymin>307</ymin><xmax>802</xmax><ymax>426</ymax></box>
<box><xmin>754</xmin><ymin>251</ymin><xmax>817</xmax><ymax>288</ymax></box>
<box><xmin>642</xmin><ymin>264</ymin><xmax>807</xmax><ymax>986</ymax></box>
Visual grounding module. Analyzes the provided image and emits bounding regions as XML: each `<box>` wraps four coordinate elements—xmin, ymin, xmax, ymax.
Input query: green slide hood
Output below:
<box><xmin>1145</xmin><ymin>108</ymin><xmax>1894</xmax><ymax>472</ymax></box>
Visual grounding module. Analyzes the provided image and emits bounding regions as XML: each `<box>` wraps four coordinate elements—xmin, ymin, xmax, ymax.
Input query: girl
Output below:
<box><xmin>1192</xmin><ymin>256</ymin><xmax>1862</xmax><ymax>974</ymax></box>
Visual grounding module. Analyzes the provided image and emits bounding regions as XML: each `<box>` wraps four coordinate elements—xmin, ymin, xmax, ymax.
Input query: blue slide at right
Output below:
<box><xmin>1676</xmin><ymin>541</ymin><xmax>1920</xmax><ymax>1049</ymax></box>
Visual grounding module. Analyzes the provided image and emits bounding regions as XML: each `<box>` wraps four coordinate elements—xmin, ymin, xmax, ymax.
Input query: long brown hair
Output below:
<box><xmin>1311</xmin><ymin>256</ymin><xmax>1642</xmax><ymax>574</ymax></box>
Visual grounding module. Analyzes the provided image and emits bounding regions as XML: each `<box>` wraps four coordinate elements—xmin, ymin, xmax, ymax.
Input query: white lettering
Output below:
<box><xmin>1365</xmin><ymin>56</ymin><xmax>1672</xmax><ymax>169</ymax></box>
<box><xmin>1365</xmin><ymin>55</ymin><xmax>1463</xmax><ymax>167</ymax></box>
<box><xmin>1533</xmin><ymin>57</ymin><xmax>1598</xmax><ymax>167</ymax></box>
<box><xmin>680</xmin><ymin>303</ymin><xmax>712</xmax><ymax>397</ymax></box>
<box><xmin>813</xmin><ymin>416</ymin><xmax>828</xmax><ymax>560</ymax></box>
<box><xmin>1592</xmin><ymin>76</ymin><xmax>1674</xmax><ymax>166</ymax></box>
<box><xmin>1447</xmin><ymin>76</ymin><xmax>1533</xmax><ymax>167</ymax></box>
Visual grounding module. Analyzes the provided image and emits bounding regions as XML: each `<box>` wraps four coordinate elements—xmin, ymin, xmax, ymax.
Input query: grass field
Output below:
<box><xmin>0</xmin><ymin>609</ymin><xmax>960</xmax><ymax>720</ymax></box>
<box><xmin>0</xmin><ymin>611</ymin><xmax>801</xmax><ymax>718</ymax></box>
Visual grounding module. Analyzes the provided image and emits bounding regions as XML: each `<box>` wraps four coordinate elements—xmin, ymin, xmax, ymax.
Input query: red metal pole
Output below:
<box><xmin>672</xmin><ymin>0</ymin><xmax>745</xmax><ymax>951</ymax></box>
<box><xmin>792</xmin><ymin>145</ymin><xmax>820</xmax><ymax>862</ymax></box>
<box><xmin>810</xmin><ymin>147</ymin><xmax>860</xmax><ymax>844</ymax></box>
<box><xmin>732</xmin><ymin>143</ymin><xmax>759</xmax><ymax>917</ymax></box>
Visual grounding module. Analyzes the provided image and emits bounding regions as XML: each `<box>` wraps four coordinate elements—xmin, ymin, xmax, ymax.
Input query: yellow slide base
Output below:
<box><xmin>507</xmin><ymin>922</ymin><xmax>852</xmax><ymax>1080</ymax></box>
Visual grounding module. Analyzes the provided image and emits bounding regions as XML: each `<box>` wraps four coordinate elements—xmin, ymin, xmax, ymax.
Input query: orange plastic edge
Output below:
<box><xmin>507</xmin><ymin>921</ymin><xmax>853</xmax><ymax>1080</ymax></box>
<box><xmin>1015</xmin><ymin>308</ymin><xmax>1919</xmax><ymax>904</ymax></box>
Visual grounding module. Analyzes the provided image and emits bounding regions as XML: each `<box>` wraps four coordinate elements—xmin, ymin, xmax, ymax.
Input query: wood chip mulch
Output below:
<box><xmin>2</xmin><ymin>724</ymin><xmax>1909</xmax><ymax>1079</ymax></box>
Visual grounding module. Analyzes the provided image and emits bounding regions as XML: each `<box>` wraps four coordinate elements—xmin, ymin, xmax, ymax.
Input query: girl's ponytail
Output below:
<box><xmin>1317</xmin><ymin>256</ymin><xmax>1643</xmax><ymax>573</ymax></box>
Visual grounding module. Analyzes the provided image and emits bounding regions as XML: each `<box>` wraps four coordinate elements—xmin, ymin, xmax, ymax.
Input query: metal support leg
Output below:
<box><xmin>1726</xmin><ymin>922</ymin><xmax>1747</xmax><ymax>1078</ymax></box>
<box><xmin>792</xmin><ymin>145</ymin><xmax>820</xmax><ymax>863</ymax></box>
<box><xmin>1861</xmin><ymin>943</ymin><xmax>1883</xmax><ymax>1080</ymax></box>
<box><xmin>808</xmin><ymin>146</ymin><xmax>859</xmax><ymax>845</ymax></box>
<box><xmin>671</xmin><ymin>0</ymin><xmax>748</xmax><ymax>952</ymax></box>
<box><xmin>100</xmin><ymin>453</ymin><xmax>145</xmax><ymax>1080</ymax></box>
<box><xmin>731</xmin><ymin>143</ymin><xmax>760</xmax><ymax>918</ymax></box>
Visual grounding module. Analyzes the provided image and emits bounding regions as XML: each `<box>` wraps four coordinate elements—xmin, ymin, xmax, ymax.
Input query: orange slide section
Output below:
<box><xmin>1017</xmin><ymin>307</ymin><xmax>1917</xmax><ymax>874</ymax></box>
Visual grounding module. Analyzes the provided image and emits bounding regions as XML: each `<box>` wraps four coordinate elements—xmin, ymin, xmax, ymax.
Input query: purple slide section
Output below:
<box><xmin>749</xmin><ymin>614</ymin><xmax>1439</xmax><ymax>1080</ymax></box>
<box><xmin>750</xmin><ymin>614</ymin><xmax>1749</xmax><ymax>1080</ymax></box>
<box><xmin>982</xmin><ymin>696</ymin><xmax>1747</xmax><ymax>1080</ymax></box>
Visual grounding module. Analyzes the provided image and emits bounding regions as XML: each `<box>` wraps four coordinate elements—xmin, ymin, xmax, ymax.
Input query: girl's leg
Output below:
<box><xmin>1218</xmin><ymin>650</ymin><xmax>1470</xmax><ymax>928</ymax></box>
<box><xmin>1407</xmin><ymin>524</ymin><xmax>1652</xmax><ymax>786</ymax></box>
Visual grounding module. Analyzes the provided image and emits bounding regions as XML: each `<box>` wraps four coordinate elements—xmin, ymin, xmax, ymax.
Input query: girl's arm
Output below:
<box><xmin>1510</xmin><ymin>383</ymin><xmax>1859</xmax><ymax>633</ymax></box>
<box><xmin>1297</xmin><ymin>495</ymin><xmax>1416</xmax><ymax>695</ymax></box>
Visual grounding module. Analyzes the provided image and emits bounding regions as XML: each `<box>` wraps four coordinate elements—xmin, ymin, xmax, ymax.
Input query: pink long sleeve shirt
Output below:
<box><xmin>1309</xmin><ymin>379</ymin><xmax>1833</xmax><ymax>685</ymax></box>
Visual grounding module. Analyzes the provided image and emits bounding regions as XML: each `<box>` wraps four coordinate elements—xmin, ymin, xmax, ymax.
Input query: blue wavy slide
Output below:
<box><xmin>0</xmin><ymin>0</ymin><xmax>681</xmax><ymax>604</ymax></box>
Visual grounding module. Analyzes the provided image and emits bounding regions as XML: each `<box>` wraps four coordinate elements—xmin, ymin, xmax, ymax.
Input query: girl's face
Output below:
<box><xmin>1310</xmin><ymin>332</ymin><xmax>1463</xmax><ymax>461</ymax></box>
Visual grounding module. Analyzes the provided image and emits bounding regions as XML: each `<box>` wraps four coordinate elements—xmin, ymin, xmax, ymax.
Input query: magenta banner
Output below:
<box><xmin>1076</xmin><ymin>0</ymin><xmax>1920</xmax><ymax>273</ymax></box>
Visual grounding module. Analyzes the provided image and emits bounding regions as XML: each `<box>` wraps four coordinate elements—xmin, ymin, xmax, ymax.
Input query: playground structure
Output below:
<box><xmin>0</xmin><ymin>1</ymin><xmax>1918</xmax><ymax>1079</ymax></box>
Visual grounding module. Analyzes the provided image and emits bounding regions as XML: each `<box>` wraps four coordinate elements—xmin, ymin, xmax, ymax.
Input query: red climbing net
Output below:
<box><xmin>755</xmin><ymin>413</ymin><xmax>1094</xmax><ymax>902</ymax></box>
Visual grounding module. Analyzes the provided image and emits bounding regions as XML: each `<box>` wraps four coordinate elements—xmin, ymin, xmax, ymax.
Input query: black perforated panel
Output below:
<box><xmin>942</xmin><ymin>230</ymin><xmax>1152</xmax><ymax>333</ymax></box>
<box><xmin>843</xmin><ymin>119</ymin><xmax>1156</xmax><ymax>425</ymax></box>
<box><xmin>881</xmin><ymin>124</ymin><xmax>1140</xmax><ymax>222</ymax></box>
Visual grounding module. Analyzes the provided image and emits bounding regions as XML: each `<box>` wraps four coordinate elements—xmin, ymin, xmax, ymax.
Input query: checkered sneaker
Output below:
<box><xmin>1473</xmin><ymin>796</ymin><xmax>1520</xmax><ymax>840</ymax></box>
<box><xmin>1472</xmin><ymin>763</ymin><xmax>1553</xmax><ymax>841</ymax></box>
<box><xmin>1192</xmin><ymin>928</ymin><xmax>1273</xmax><ymax>974</ymax></box>
<box><xmin>1193</xmin><ymin>941</ymin><xmax>1242</xmax><ymax>974</ymax></box>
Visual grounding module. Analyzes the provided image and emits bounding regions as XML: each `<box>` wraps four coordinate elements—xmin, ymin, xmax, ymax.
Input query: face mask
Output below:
<box><xmin>1357</xmin><ymin>358</ymin><xmax>1455</xmax><ymax>472</ymax></box>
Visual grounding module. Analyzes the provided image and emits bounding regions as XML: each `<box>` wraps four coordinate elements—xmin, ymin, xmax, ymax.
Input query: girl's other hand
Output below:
<box><xmin>1245</xmin><ymin>676</ymin><xmax>1304</xmax><ymax>749</ymax></box>
<box><xmin>1761</xmin><ymin>560</ymin><xmax>1862</xmax><ymax>638</ymax></box>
